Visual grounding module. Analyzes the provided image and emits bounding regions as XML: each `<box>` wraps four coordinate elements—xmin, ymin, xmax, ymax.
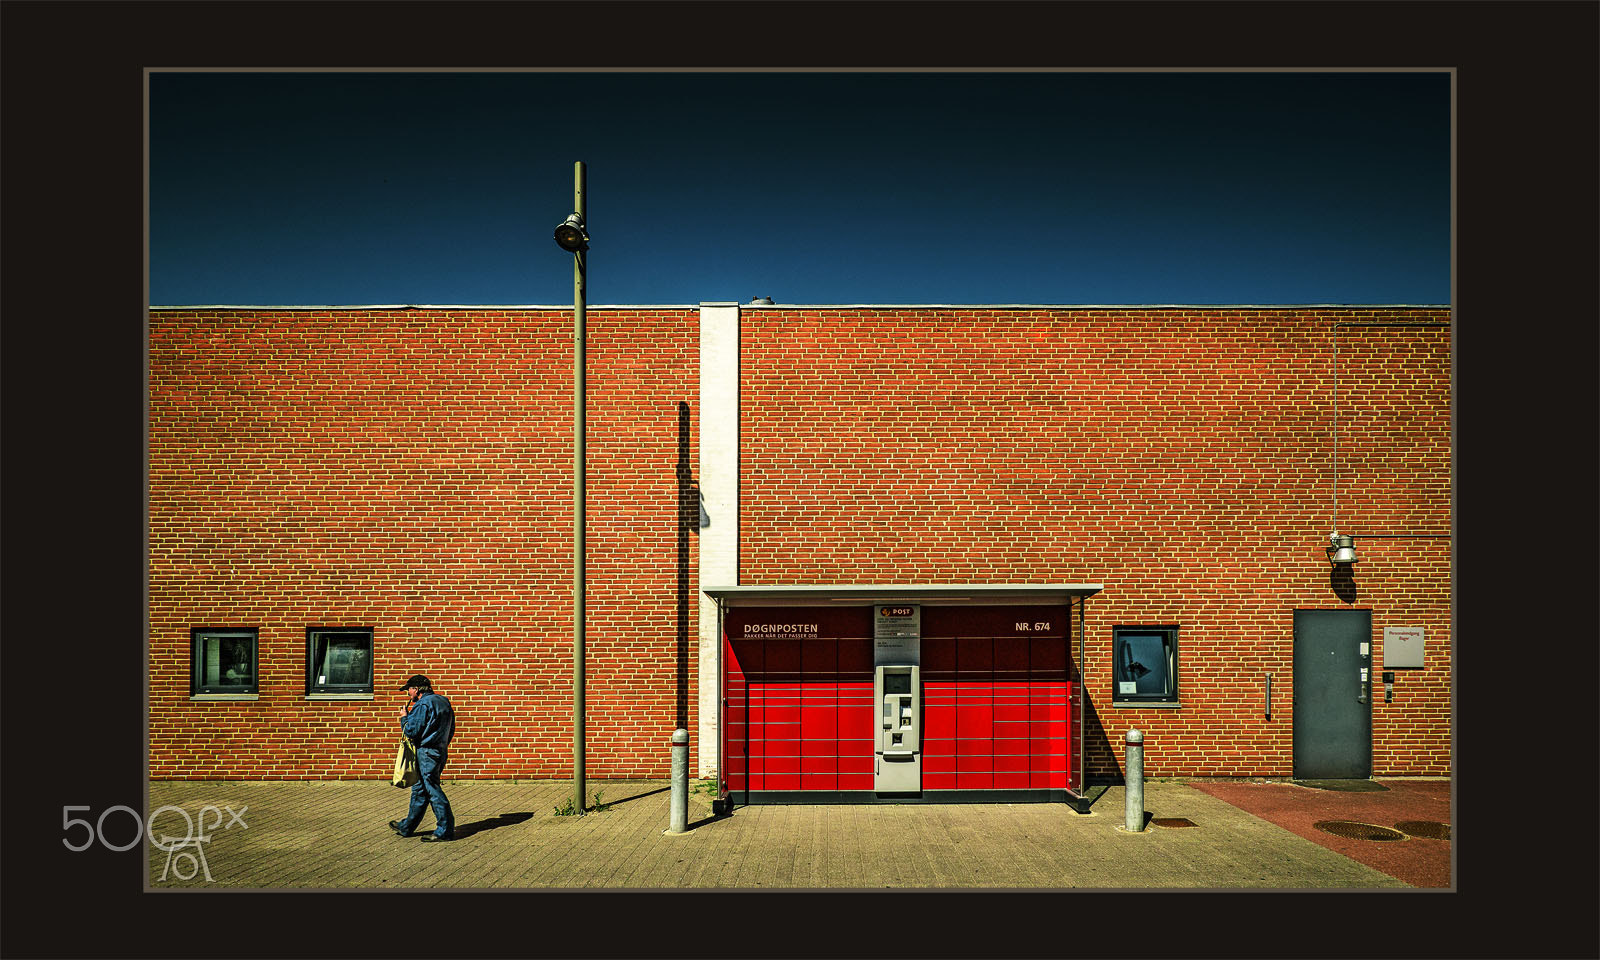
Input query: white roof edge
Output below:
<box><xmin>702</xmin><ymin>583</ymin><xmax>1105</xmax><ymax>606</ymax></box>
<box><xmin>735</xmin><ymin>303</ymin><xmax>1451</xmax><ymax>309</ymax></box>
<box><xmin>149</xmin><ymin>303</ymin><xmax>1451</xmax><ymax>311</ymax></box>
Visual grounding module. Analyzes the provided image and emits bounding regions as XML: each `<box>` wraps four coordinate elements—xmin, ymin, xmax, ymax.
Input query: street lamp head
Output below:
<box><xmin>554</xmin><ymin>213</ymin><xmax>589</xmax><ymax>252</ymax></box>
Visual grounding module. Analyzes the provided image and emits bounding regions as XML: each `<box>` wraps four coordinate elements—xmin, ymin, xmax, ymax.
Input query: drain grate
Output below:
<box><xmin>1150</xmin><ymin>817</ymin><xmax>1196</xmax><ymax>828</ymax></box>
<box><xmin>1314</xmin><ymin>820</ymin><xmax>1407</xmax><ymax>841</ymax></box>
<box><xmin>1394</xmin><ymin>820</ymin><xmax>1451</xmax><ymax>840</ymax></box>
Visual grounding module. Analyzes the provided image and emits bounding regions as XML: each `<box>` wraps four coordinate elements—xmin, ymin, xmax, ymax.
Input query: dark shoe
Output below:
<box><xmin>389</xmin><ymin>820</ymin><xmax>413</xmax><ymax>838</ymax></box>
<box><xmin>419</xmin><ymin>833</ymin><xmax>454</xmax><ymax>843</ymax></box>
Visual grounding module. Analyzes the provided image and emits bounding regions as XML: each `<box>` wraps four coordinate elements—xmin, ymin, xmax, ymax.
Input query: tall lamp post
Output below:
<box><xmin>554</xmin><ymin>161</ymin><xmax>589</xmax><ymax>813</ymax></box>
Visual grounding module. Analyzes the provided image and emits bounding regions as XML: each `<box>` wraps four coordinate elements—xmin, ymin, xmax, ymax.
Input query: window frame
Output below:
<box><xmin>190</xmin><ymin>627</ymin><xmax>260</xmax><ymax>697</ymax></box>
<box><xmin>305</xmin><ymin>626</ymin><xmax>375</xmax><ymax>697</ymax></box>
<box><xmin>1111</xmin><ymin>625</ymin><xmax>1180</xmax><ymax>707</ymax></box>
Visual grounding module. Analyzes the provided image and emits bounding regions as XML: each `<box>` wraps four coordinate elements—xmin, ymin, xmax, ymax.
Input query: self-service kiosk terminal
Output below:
<box><xmin>874</xmin><ymin>664</ymin><xmax>921</xmax><ymax>793</ymax></box>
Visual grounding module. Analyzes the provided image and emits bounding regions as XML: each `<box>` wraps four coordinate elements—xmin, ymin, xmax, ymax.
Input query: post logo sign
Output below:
<box><xmin>874</xmin><ymin>605</ymin><xmax>920</xmax><ymax>665</ymax></box>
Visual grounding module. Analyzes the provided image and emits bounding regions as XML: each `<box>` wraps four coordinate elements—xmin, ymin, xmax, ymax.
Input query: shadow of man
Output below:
<box><xmin>451</xmin><ymin>811</ymin><xmax>535</xmax><ymax>840</ymax></box>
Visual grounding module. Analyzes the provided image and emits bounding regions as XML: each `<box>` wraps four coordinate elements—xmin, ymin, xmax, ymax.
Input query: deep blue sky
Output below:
<box><xmin>149</xmin><ymin>71</ymin><xmax>1450</xmax><ymax>306</ymax></box>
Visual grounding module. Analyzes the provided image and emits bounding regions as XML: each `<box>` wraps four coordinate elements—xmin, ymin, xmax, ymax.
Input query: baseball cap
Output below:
<box><xmin>398</xmin><ymin>674</ymin><xmax>432</xmax><ymax>690</ymax></box>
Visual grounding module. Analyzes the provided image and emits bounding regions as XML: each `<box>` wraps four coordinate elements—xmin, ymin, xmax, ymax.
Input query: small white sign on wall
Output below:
<box><xmin>1384</xmin><ymin>626</ymin><xmax>1425</xmax><ymax>668</ymax></box>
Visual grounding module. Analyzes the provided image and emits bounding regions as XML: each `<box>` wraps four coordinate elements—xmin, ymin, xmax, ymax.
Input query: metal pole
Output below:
<box><xmin>715</xmin><ymin>598</ymin><xmax>729</xmax><ymax>815</ymax></box>
<box><xmin>1124</xmin><ymin>729</ymin><xmax>1144</xmax><ymax>832</ymax></box>
<box><xmin>1332</xmin><ymin>322</ymin><xmax>1339</xmax><ymax>537</ymax></box>
<box><xmin>1076</xmin><ymin>597</ymin><xmax>1086</xmax><ymax>794</ymax></box>
<box><xmin>573</xmin><ymin>160</ymin><xmax>587</xmax><ymax>814</ymax></box>
<box><xmin>669</xmin><ymin>728</ymin><xmax>689</xmax><ymax>834</ymax></box>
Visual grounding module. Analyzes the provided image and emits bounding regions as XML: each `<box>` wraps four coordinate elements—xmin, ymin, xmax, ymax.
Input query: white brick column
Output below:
<box><xmin>697</xmin><ymin>302</ymin><xmax>740</xmax><ymax>778</ymax></box>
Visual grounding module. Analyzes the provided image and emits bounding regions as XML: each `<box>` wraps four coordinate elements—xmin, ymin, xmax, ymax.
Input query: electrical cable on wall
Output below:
<box><xmin>1327</xmin><ymin>319</ymin><xmax>1453</xmax><ymax>562</ymax></box>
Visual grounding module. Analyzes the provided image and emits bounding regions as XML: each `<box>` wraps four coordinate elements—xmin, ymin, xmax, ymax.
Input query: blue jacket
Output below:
<box><xmin>401</xmin><ymin>692</ymin><xmax>455</xmax><ymax>750</ymax></box>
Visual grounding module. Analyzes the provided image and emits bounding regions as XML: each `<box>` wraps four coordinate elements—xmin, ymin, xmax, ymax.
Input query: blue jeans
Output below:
<box><xmin>401</xmin><ymin>747</ymin><xmax>453</xmax><ymax>837</ymax></box>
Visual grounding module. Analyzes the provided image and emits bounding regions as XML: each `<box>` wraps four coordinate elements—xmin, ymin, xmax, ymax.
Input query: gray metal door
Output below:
<box><xmin>1293</xmin><ymin>609</ymin><xmax>1373</xmax><ymax>779</ymax></box>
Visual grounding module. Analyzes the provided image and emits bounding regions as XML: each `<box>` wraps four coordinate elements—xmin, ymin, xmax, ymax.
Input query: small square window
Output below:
<box><xmin>192</xmin><ymin>628</ymin><xmax>259</xmax><ymax>695</ymax></box>
<box><xmin>1112</xmin><ymin>626</ymin><xmax>1178</xmax><ymax>705</ymax></box>
<box><xmin>306</xmin><ymin>627</ymin><xmax>374</xmax><ymax>694</ymax></box>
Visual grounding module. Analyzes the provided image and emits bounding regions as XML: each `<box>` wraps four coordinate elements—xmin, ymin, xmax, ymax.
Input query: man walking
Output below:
<box><xmin>389</xmin><ymin>674</ymin><xmax>456</xmax><ymax>842</ymax></box>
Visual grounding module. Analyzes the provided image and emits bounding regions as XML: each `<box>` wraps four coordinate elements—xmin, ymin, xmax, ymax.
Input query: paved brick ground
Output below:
<box><xmin>145</xmin><ymin>779</ymin><xmax>1410</xmax><ymax>889</ymax></box>
<box><xmin>1186</xmin><ymin>778</ymin><xmax>1452</xmax><ymax>887</ymax></box>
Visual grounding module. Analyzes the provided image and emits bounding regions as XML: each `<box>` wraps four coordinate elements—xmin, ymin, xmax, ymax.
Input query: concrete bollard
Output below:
<box><xmin>1124</xmin><ymin>728</ymin><xmax>1144</xmax><ymax>833</ymax></box>
<box><xmin>668</xmin><ymin>728</ymin><xmax>689</xmax><ymax>834</ymax></box>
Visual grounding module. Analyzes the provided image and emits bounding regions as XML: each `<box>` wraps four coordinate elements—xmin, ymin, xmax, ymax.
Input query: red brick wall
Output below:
<box><xmin>737</xmin><ymin>308</ymin><xmax>1451</xmax><ymax>778</ymax></box>
<box><xmin>150</xmin><ymin>305</ymin><xmax>1450</xmax><ymax>782</ymax></box>
<box><xmin>149</xmin><ymin>308</ymin><xmax>700</xmax><ymax>779</ymax></box>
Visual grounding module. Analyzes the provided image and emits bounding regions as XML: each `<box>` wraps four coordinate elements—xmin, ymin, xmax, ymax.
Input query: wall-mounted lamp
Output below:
<box><xmin>1327</xmin><ymin>532</ymin><xmax>1359</xmax><ymax>565</ymax></box>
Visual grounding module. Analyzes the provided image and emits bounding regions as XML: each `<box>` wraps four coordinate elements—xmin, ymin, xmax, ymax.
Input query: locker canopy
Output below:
<box><xmin>702</xmin><ymin>583</ymin><xmax>1103</xmax><ymax>607</ymax></box>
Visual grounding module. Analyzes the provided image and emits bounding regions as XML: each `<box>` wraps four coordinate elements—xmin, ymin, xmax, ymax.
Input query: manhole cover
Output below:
<box><xmin>1313</xmin><ymin>820</ymin><xmax>1407</xmax><ymax>841</ymax></box>
<box><xmin>1150</xmin><ymin>817</ymin><xmax>1196</xmax><ymax>828</ymax></box>
<box><xmin>1394</xmin><ymin>820</ymin><xmax>1451</xmax><ymax>840</ymax></box>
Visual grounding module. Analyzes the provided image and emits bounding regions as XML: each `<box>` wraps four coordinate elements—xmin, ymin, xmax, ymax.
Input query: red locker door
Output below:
<box><xmin>1029</xmin><ymin>633</ymin><xmax>1069</xmax><ymax>789</ymax></box>
<box><xmin>800</xmin><ymin>636</ymin><xmax>838</xmax><ymax>791</ymax></box>
<box><xmin>763</xmin><ymin>639</ymin><xmax>802</xmax><ymax>790</ymax></box>
<box><xmin>836</xmin><ymin>636</ymin><xmax>875</xmax><ymax>790</ymax></box>
<box><xmin>921</xmin><ymin>635</ymin><xmax>958</xmax><ymax>789</ymax></box>
<box><xmin>955</xmin><ymin>637</ymin><xmax>994</xmax><ymax>789</ymax></box>
<box><xmin>726</xmin><ymin>633</ymin><xmax>762</xmax><ymax>792</ymax></box>
<box><xmin>993</xmin><ymin>635</ymin><xmax>1031</xmax><ymax>789</ymax></box>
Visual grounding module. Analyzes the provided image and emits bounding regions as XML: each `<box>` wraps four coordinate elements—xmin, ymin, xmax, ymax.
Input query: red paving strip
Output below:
<box><xmin>1185</xmin><ymin>779</ymin><xmax>1452</xmax><ymax>888</ymax></box>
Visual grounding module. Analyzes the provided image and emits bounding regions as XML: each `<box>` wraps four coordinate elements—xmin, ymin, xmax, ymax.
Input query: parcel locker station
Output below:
<box><xmin>703</xmin><ymin>584</ymin><xmax>1103</xmax><ymax>813</ymax></box>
